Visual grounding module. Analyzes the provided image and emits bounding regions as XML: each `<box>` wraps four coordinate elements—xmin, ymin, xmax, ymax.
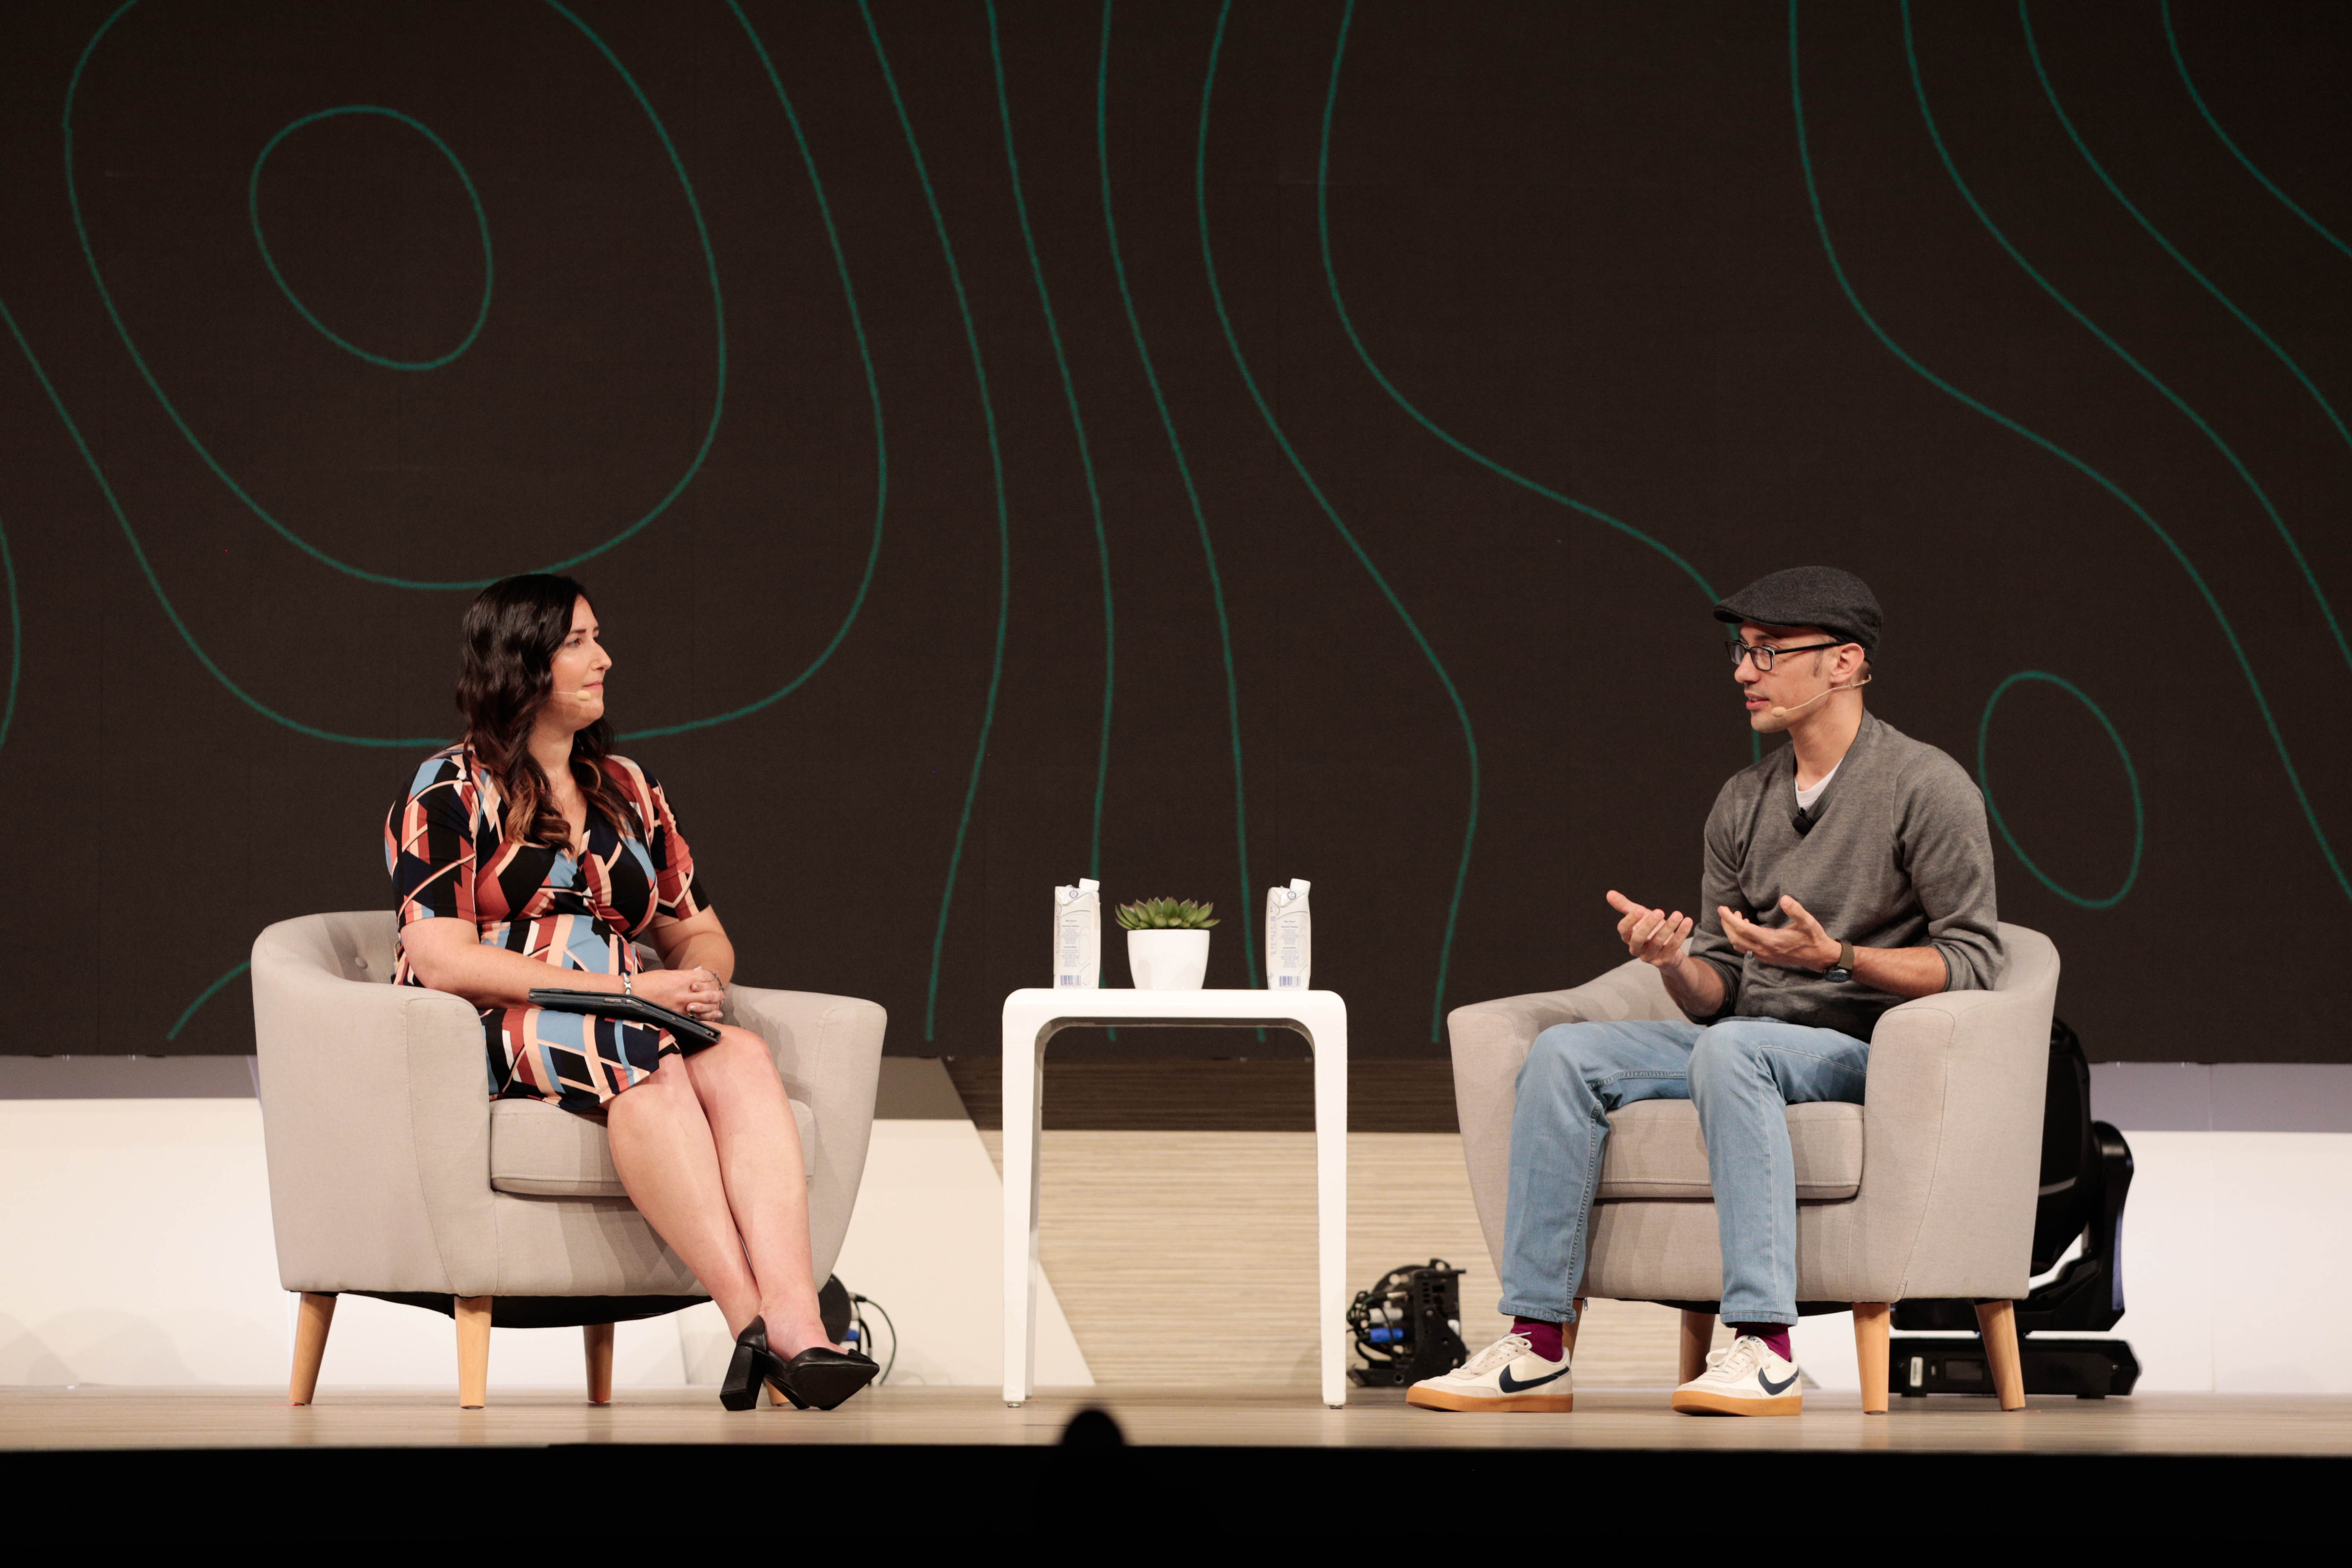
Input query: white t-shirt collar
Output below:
<box><xmin>1794</xmin><ymin>758</ymin><xmax>1842</xmax><ymax>813</ymax></box>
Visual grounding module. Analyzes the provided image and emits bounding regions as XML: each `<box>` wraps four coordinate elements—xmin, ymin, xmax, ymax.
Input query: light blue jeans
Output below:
<box><xmin>1497</xmin><ymin>1016</ymin><xmax>1871</xmax><ymax>1327</ymax></box>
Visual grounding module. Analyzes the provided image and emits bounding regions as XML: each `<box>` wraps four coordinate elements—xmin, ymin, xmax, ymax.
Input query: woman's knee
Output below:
<box><xmin>688</xmin><ymin>1026</ymin><xmax>781</xmax><ymax>1092</ymax></box>
<box><xmin>712</xmin><ymin>1024</ymin><xmax>769</xmax><ymax>1061</ymax></box>
<box><xmin>612</xmin><ymin>1056</ymin><xmax>698</xmax><ymax>1121</ymax></box>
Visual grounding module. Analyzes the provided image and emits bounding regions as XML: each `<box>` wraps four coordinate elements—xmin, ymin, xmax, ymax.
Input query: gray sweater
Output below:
<box><xmin>1686</xmin><ymin>711</ymin><xmax>2004</xmax><ymax>1039</ymax></box>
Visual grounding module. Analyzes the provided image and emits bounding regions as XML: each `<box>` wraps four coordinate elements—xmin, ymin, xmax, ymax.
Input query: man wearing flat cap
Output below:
<box><xmin>1412</xmin><ymin>565</ymin><xmax>2003</xmax><ymax>1416</ymax></box>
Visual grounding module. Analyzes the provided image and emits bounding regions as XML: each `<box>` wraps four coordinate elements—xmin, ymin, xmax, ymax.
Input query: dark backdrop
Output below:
<box><xmin>3</xmin><ymin>0</ymin><xmax>2347</xmax><ymax>1062</ymax></box>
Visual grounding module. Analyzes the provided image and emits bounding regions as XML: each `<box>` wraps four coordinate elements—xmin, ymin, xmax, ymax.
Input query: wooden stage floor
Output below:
<box><xmin>6</xmin><ymin>1385</ymin><xmax>2349</xmax><ymax>1456</ymax></box>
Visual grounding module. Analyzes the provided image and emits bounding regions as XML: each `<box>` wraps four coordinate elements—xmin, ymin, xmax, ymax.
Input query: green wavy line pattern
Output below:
<box><xmin>22</xmin><ymin>2</ymin><xmax>883</xmax><ymax>752</ymax></box>
<box><xmin>249</xmin><ymin>105</ymin><xmax>493</xmax><ymax>372</ymax></box>
<box><xmin>2162</xmin><ymin>0</ymin><xmax>2352</xmax><ymax>263</ymax></box>
<box><xmin>1097</xmin><ymin>2</ymin><xmax>1258</xmax><ymax>989</ymax></box>
<box><xmin>1902</xmin><ymin>2</ymin><xmax>2352</xmax><ymax>682</ymax></box>
<box><xmin>1318</xmin><ymin>0</ymin><xmax>1755</xmax><ymax>766</ymax></box>
<box><xmin>102</xmin><ymin>6</ymin><xmax>2349</xmax><ymax>1044</ymax></box>
<box><xmin>993</xmin><ymin>2</ymin><xmax>1115</xmax><ymax>880</ymax></box>
<box><xmin>1318</xmin><ymin>1</ymin><xmax>1718</xmax><ymax>607</ymax></box>
<box><xmin>2019</xmin><ymin>7</ymin><xmax>2352</xmax><ymax>480</ymax></box>
<box><xmin>166</xmin><ymin>960</ymin><xmax>250</xmax><ymax>1040</ymax></box>
<box><xmin>28</xmin><ymin>4</ymin><xmax>896</xmax><ymax>1032</ymax></box>
<box><xmin>1977</xmin><ymin>671</ymin><xmax>2143</xmax><ymax>910</ymax></box>
<box><xmin>1200</xmin><ymin>0</ymin><xmax>1475</xmax><ymax>1036</ymax></box>
<box><xmin>627</xmin><ymin>1</ymin><xmax>891</xmax><ymax>742</ymax></box>
<box><xmin>857</xmin><ymin>4</ymin><xmax>1016</xmax><ymax>1042</ymax></box>
<box><xmin>1790</xmin><ymin>0</ymin><xmax>2349</xmax><ymax>904</ymax></box>
<box><xmin>1</xmin><ymin>290</ymin><xmax>448</xmax><ymax>746</ymax></box>
<box><xmin>66</xmin><ymin>0</ymin><xmax>727</xmax><ymax>592</ymax></box>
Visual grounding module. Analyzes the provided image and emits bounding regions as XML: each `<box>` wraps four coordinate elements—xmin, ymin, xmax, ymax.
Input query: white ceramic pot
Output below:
<box><xmin>1126</xmin><ymin>927</ymin><xmax>1211</xmax><ymax>990</ymax></box>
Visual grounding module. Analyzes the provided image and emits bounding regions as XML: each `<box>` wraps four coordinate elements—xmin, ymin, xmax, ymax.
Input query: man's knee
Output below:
<box><xmin>1524</xmin><ymin>1022</ymin><xmax>1606</xmax><ymax>1087</ymax></box>
<box><xmin>1689</xmin><ymin>1020</ymin><xmax>1770</xmax><ymax>1093</ymax></box>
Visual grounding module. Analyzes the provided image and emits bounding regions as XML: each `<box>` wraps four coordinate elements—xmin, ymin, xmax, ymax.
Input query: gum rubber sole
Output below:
<box><xmin>1406</xmin><ymin>1386</ymin><xmax>1574</xmax><ymax>1414</ymax></box>
<box><xmin>1670</xmin><ymin>1389</ymin><xmax>1803</xmax><ymax>1416</ymax></box>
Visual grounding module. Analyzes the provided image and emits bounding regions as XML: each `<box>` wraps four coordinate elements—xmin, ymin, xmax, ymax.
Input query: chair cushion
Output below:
<box><xmin>490</xmin><ymin>1096</ymin><xmax>816</xmax><ymax>1197</ymax></box>
<box><xmin>1597</xmin><ymin>1100</ymin><xmax>1862</xmax><ymax>1201</ymax></box>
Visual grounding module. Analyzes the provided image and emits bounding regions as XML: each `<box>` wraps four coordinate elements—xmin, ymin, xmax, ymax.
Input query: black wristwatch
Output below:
<box><xmin>1823</xmin><ymin>940</ymin><xmax>1855</xmax><ymax>983</ymax></box>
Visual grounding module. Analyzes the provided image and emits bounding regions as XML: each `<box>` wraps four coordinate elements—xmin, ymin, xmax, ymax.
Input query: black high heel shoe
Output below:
<box><xmin>762</xmin><ymin>1344</ymin><xmax>881</xmax><ymax>1411</ymax></box>
<box><xmin>719</xmin><ymin>1316</ymin><xmax>773</xmax><ymax>1411</ymax></box>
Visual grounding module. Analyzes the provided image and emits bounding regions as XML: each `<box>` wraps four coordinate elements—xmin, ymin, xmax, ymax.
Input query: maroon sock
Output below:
<box><xmin>1728</xmin><ymin>1323</ymin><xmax>1792</xmax><ymax>1362</ymax></box>
<box><xmin>1511</xmin><ymin>1317</ymin><xmax>1564</xmax><ymax>1362</ymax></box>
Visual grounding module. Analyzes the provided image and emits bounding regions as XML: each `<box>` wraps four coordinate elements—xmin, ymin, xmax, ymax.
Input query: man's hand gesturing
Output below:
<box><xmin>1606</xmin><ymin>890</ymin><xmax>1691</xmax><ymax>969</ymax></box>
<box><xmin>1719</xmin><ymin>894</ymin><xmax>1841</xmax><ymax>971</ymax></box>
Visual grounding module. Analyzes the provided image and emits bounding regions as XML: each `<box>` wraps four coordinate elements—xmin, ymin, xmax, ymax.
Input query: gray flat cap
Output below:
<box><xmin>1712</xmin><ymin>565</ymin><xmax>1882</xmax><ymax>655</ymax></box>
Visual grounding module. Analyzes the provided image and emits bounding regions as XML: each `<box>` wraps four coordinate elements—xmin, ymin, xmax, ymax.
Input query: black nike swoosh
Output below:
<box><xmin>1496</xmin><ymin>1363</ymin><xmax>1571</xmax><ymax>1394</ymax></box>
<box><xmin>1758</xmin><ymin>1368</ymin><xmax>1799</xmax><ymax>1395</ymax></box>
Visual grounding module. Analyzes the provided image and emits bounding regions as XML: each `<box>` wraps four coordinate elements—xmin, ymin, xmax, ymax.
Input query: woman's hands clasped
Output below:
<box><xmin>635</xmin><ymin>965</ymin><xmax>727</xmax><ymax>1023</ymax></box>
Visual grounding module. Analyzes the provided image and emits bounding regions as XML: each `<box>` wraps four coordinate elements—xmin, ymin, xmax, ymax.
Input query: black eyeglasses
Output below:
<box><xmin>1728</xmin><ymin>639</ymin><xmax>1844</xmax><ymax>671</ymax></box>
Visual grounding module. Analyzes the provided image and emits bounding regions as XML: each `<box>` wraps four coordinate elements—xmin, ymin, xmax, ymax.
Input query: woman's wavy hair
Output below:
<box><xmin>456</xmin><ymin>574</ymin><xmax>634</xmax><ymax>849</ymax></box>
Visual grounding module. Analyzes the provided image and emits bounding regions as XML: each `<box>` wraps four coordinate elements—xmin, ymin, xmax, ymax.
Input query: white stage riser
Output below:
<box><xmin>3</xmin><ymin>1101</ymin><xmax>2345</xmax><ymax>1392</ymax></box>
<box><xmin>1780</xmin><ymin>1130</ymin><xmax>2352</xmax><ymax>1393</ymax></box>
<box><xmin>0</xmin><ymin>1102</ymin><xmax>1090</xmax><ymax>1390</ymax></box>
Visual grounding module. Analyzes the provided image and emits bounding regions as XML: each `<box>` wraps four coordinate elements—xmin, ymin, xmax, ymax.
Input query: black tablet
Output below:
<box><xmin>527</xmin><ymin>987</ymin><xmax>723</xmax><ymax>1048</ymax></box>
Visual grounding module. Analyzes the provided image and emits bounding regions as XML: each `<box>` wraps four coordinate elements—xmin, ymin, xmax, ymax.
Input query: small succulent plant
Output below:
<box><xmin>1115</xmin><ymin>897</ymin><xmax>1219</xmax><ymax>930</ymax></box>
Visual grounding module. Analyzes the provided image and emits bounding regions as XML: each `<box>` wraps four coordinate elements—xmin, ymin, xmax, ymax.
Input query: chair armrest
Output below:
<box><xmin>1857</xmin><ymin>978</ymin><xmax>2057</xmax><ymax>1301</ymax></box>
<box><xmin>725</xmin><ymin>985</ymin><xmax>886</xmax><ymax>1280</ymax></box>
<box><xmin>250</xmin><ymin>920</ymin><xmax>496</xmax><ymax>1296</ymax></box>
<box><xmin>1445</xmin><ymin>959</ymin><xmax>1678</xmax><ymax>1270</ymax></box>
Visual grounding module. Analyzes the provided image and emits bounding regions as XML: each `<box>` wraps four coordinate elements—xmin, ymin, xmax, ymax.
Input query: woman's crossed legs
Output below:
<box><xmin>604</xmin><ymin>1025</ymin><xmax>830</xmax><ymax>1358</ymax></box>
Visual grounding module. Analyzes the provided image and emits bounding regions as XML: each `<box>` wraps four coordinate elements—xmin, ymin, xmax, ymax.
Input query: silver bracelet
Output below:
<box><xmin>623</xmin><ymin>970</ymin><xmax>633</xmax><ymax>998</ymax></box>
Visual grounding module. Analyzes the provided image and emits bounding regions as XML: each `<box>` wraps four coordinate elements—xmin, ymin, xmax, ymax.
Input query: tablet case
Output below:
<box><xmin>527</xmin><ymin>987</ymin><xmax>723</xmax><ymax>1047</ymax></box>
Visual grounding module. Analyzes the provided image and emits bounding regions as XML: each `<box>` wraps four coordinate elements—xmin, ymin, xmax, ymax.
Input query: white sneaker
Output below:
<box><xmin>1670</xmin><ymin>1335</ymin><xmax>1804</xmax><ymax>1416</ymax></box>
<box><xmin>1406</xmin><ymin>1333</ymin><xmax>1574</xmax><ymax>1413</ymax></box>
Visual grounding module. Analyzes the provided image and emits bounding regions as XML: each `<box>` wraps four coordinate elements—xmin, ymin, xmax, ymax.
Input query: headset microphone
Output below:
<box><xmin>1769</xmin><ymin>673</ymin><xmax>1872</xmax><ymax>719</ymax></box>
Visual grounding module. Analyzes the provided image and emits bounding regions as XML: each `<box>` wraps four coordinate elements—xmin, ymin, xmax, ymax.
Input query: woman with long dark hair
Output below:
<box><xmin>386</xmin><ymin>574</ymin><xmax>875</xmax><ymax>1411</ymax></box>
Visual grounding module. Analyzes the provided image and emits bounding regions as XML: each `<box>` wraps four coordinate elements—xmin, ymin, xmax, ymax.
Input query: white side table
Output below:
<box><xmin>1000</xmin><ymin>987</ymin><xmax>1349</xmax><ymax>1407</ymax></box>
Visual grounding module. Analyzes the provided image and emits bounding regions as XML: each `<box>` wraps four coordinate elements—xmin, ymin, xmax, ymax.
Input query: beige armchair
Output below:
<box><xmin>1446</xmin><ymin>922</ymin><xmax>2058</xmax><ymax>1410</ymax></box>
<box><xmin>250</xmin><ymin>911</ymin><xmax>886</xmax><ymax>1407</ymax></box>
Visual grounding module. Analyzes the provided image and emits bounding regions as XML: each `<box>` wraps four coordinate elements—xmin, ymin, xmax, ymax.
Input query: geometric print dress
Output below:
<box><xmin>385</xmin><ymin>742</ymin><xmax>715</xmax><ymax>1111</ymax></box>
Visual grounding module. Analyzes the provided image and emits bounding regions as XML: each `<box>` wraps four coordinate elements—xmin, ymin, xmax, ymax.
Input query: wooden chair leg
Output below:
<box><xmin>289</xmin><ymin>1293</ymin><xmax>335</xmax><ymax>1406</ymax></box>
<box><xmin>455</xmin><ymin>1296</ymin><xmax>493</xmax><ymax>1409</ymax></box>
<box><xmin>1562</xmin><ymin>1298</ymin><xmax>1586</xmax><ymax>1361</ymax></box>
<box><xmin>1853</xmin><ymin>1303</ymin><xmax>1891</xmax><ymax>1414</ymax></box>
<box><xmin>1678</xmin><ymin>1309</ymin><xmax>1714</xmax><ymax>1384</ymax></box>
<box><xmin>583</xmin><ymin>1323</ymin><xmax>614</xmax><ymax>1405</ymax></box>
<box><xmin>1975</xmin><ymin>1300</ymin><xmax>2026</xmax><ymax>1411</ymax></box>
